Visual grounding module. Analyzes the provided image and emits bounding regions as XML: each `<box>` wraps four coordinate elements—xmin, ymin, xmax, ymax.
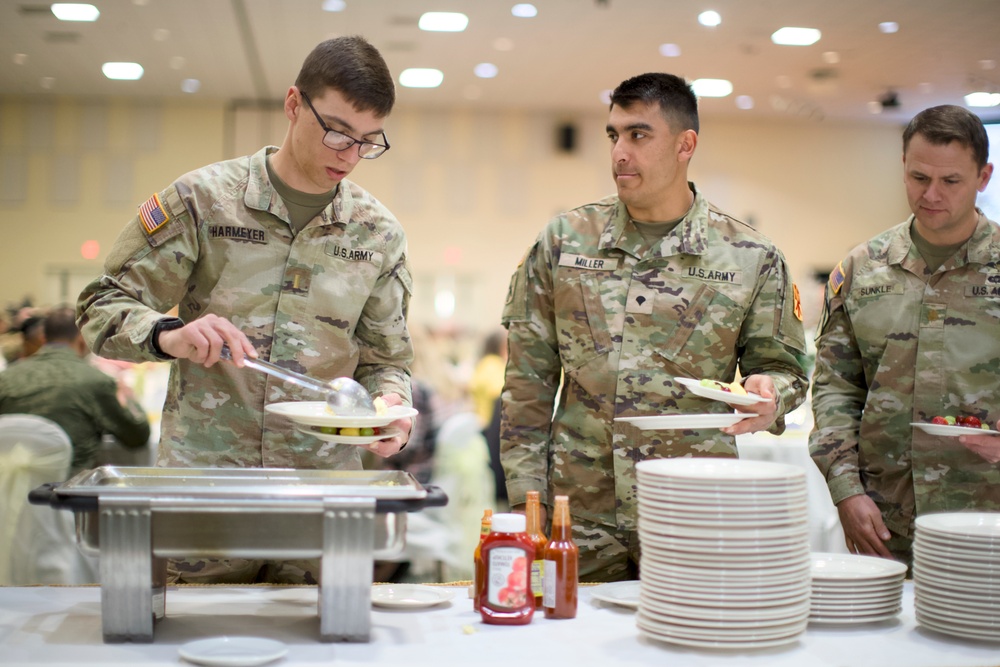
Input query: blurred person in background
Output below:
<box><xmin>469</xmin><ymin>329</ymin><xmax>507</xmax><ymax>428</ymax></box>
<box><xmin>0</xmin><ymin>307</ymin><xmax>150</xmax><ymax>476</ymax></box>
<box><xmin>500</xmin><ymin>72</ymin><xmax>808</xmax><ymax>582</ymax></box>
<box><xmin>75</xmin><ymin>36</ymin><xmax>413</xmax><ymax>585</ymax></box>
<box><xmin>810</xmin><ymin>105</ymin><xmax>1000</xmax><ymax>568</ymax></box>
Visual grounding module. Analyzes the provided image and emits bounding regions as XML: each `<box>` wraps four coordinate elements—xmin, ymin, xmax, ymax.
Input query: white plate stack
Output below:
<box><xmin>635</xmin><ymin>458</ymin><xmax>811</xmax><ymax>650</ymax></box>
<box><xmin>913</xmin><ymin>512</ymin><xmax>1000</xmax><ymax>642</ymax></box>
<box><xmin>808</xmin><ymin>553</ymin><xmax>905</xmax><ymax>624</ymax></box>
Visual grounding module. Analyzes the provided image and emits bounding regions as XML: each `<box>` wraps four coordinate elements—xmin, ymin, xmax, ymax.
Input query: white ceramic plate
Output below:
<box><xmin>674</xmin><ymin>377</ymin><xmax>769</xmax><ymax>407</ymax></box>
<box><xmin>589</xmin><ymin>580</ymin><xmax>640</xmax><ymax>609</ymax></box>
<box><xmin>809</xmin><ymin>609</ymin><xmax>901</xmax><ymax>625</ymax></box>
<box><xmin>178</xmin><ymin>637</ymin><xmax>287</xmax><ymax>667</ymax></box>
<box><xmin>911</xmin><ymin>422</ymin><xmax>1000</xmax><ymax>437</ymax></box>
<box><xmin>615</xmin><ymin>413</ymin><xmax>750</xmax><ymax>430</ymax></box>
<box><xmin>296</xmin><ymin>425</ymin><xmax>402</xmax><ymax>445</ymax></box>
<box><xmin>810</xmin><ymin>552</ymin><xmax>908</xmax><ymax>581</ymax></box>
<box><xmin>915</xmin><ymin>512</ymin><xmax>1000</xmax><ymax>539</ymax></box>
<box><xmin>637</xmin><ymin>457</ymin><xmax>804</xmax><ymax>482</ymax></box>
<box><xmin>370</xmin><ymin>584</ymin><xmax>456</xmax><ymax>609</ymax></box>
<box><xmin>265</xmin><ymin>402</ymin><xmax>417</xmax><ymax>428</ymax></box>
<box><xmin>916</xmin><ymin>611</ymin><xmax>1000</xmax><ymax>642</ymax></box>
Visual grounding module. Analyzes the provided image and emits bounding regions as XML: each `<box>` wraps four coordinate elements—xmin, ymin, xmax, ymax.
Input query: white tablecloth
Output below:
<box><xmin>2</xmin><ymin>582</ymin><xmax>997</xmax><ymax>666</ymax></box>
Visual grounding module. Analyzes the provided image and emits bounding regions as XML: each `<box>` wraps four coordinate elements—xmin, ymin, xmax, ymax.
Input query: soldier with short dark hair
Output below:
<box><xmin>500</xmin><ymin>73</ymin><xmax>809</xmax><ymax>582</ymax></box>
<box><xmin>76</xmin><ymin>36</ymin><xmax>413</xmax><ymax>584</ymax></box>
<box><xmin>810</xmin><ymin>104</ymin><xmax>1000</xmax><ymax>567</ymax></box>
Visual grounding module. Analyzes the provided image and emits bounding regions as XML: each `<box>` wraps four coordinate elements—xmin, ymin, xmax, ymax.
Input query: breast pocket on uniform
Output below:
<box><xmin>554</xmin><ymin>270</ymin><xmax>613</xmax><ymax>372</ymax></box>
<box><xmin>648</xmin><ymin>281</ymin><xmax>746</xmax><ymax>375</ymax></box>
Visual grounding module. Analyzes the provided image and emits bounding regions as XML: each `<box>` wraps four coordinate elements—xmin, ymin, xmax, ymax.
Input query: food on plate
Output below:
<box><xmin>699</xmin><ymin>378</ymin><xmax>748</xmax><ymax>396</ymax></box>
<box><xmin>373</xmin><ymin>396</ymin><xmax>388</xmax><ymax>415</ymax></box>
<box><xmin>927</xmin><ymin>415</ymin><xmax>988</xmax><ymax>429</ymax></box>
<box><xmin>317</xmin><ymin>425</ymin><xmax>383</xmax><ymax>437</ymax></box>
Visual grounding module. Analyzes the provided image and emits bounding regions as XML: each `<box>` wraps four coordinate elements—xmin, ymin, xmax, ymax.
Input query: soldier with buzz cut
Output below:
<box><xmin>76</xmin><ymin>36</ymin><xmax>413</xmax><ymax>584</ymax></box>
<box><xmin>810</xmin><ymin>104</ymin><xmax>1000</xmax><ymax>568</ymax></box>
<box><xmin>500</xmin><ymin>72</ymin><xmax>809</xmax><ymax>582</ymax></box>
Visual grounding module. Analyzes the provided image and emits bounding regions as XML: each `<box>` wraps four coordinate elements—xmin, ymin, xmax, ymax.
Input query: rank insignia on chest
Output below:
<box><xmin>828</xmin><ymin>261</ymin><xmax>846</xmax><ymax>295</ymax></box>
<box><xmin>138</xmin><ymin>193</ymin><xmax>170</xmax><ymax>235</ymax></box>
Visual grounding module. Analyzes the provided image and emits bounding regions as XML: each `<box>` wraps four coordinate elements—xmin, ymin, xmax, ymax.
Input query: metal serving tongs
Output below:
<box><xmin>220</xmin><ymin>344</ymin><xmax>377</xmax><ymax>416</ymax></box>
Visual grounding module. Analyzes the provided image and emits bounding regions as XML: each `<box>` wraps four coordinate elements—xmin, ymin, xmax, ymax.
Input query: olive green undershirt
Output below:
<box><xmin>910</xmin><ymin>223</ymin><xmax>966</xmax><ymax>273</ymax></box>
<box><xmin>266</xmin><ymin>156</ymin><xmax>335</xmax><ymax>233</ymax></box>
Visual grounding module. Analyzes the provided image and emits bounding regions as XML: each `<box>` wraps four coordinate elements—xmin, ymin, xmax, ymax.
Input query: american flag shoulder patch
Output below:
<box><xmin>829</xmin><ymin>261</ymin><xmax>846</xmax><ymax>295</ymax></box>
<box><xmin>138</xmin><ymin>193</ymin><xmax>170</xmax><ymax>235</ymax></box>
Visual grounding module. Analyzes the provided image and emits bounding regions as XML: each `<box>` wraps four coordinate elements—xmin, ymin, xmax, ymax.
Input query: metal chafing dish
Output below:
<box><xmin>30</xmin><ymin>466</ymin><xmax>447</xmax><ymax>644</ymax></box>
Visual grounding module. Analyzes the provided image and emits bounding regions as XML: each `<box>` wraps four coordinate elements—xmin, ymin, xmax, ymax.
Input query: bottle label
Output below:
<box><xmin>488</xmin><ymin>547</ymin><xmax>530</xmax><ymax>609</ymax></box>
<box><xmin>542</xmin><ymin>559</ymin><xmax>556</xmax><ymax>607</ymax></box>
<box><xmin>531</xmin><ymin>559</ymin><xmax>544</xmax><ymax>599</ymax></box>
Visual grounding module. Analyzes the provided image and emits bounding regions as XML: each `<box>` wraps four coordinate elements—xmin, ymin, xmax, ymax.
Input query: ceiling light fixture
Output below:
<box><xmin>965</xmin><ymin>92</ymin><xmax>1000</xmax><ymax>107</ymax></box>
<box><xmin>418</xmin><ymin>12</ymin><xmax>468</xmax><ymax>32</ymax></box>
<box><xmin>659</xmin><ymin>43</ymin><xmax>681</xmax><ymax>57</ymax></box>
<box><xmin>399</xmin><ymin>68</ymin><xmax>443</xmax><ymax>88</ymax></box>
<box><xmin>511</xmin><ymin>4</ymin><xmax>538</xmax><ymax>18</ymax></box>
<box><xmin>102</xmin><ymin>62</ymin><xmax>144</xmax><ymax>81</ymax></box>
<box><xmin>691</xmin><ymin>78</ymin><xmax>733</xmax><ymax>98</ymax></box>
<box><xmin>181</xmin><ymin>78</ymin><xmax>201</xmax><ymax>93</ymax></box>
<box><xmin>736</xmin><ymin>95</ymin><xmax>754</xmax><ymax>110</ymax></box>
<box><xmin>771</xmin><ymin>27</ymin><xmax>821</xmax><ymax>46</ymax></box>
<box><xmin>51</xmin><ymin>3</ymin><xmax>100</xmax><ymax>21</ymax></box>
<box><xmin>322</xmin><ymin>0</ymin><xmax>346</xmax><ymax>11</ymax></box>
<box><xmin>821</xmin><ymin>51</ymin><xmax>840</xmax><ymax>64</ymax></box>
<box><xmin>474</xmin><ymin>63</ymin><xmax>498</xmax><ymax>79</ymax></box>
<box><xmin>878</xmin><ymin>21</ymin><xmax>899</xmax><ymax>34</ymax></box>
<box><xmin>698</xmin><ymin>10</ymin><xmax>721</xmax><ymax>27</ymax></box>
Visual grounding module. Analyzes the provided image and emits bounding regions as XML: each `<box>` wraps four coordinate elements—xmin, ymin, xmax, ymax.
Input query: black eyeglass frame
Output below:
<box><xmin>300</xmin><ymin>91</ymin><xmax>390</xmax><ymax>159</ymax></box>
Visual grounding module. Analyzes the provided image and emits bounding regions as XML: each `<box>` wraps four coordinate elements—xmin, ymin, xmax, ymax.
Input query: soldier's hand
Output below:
<box><xmin>958</xmin><ymin>421</ymin><xmax>1000</xmax><ymax>463</ymax></box>
<box><xmin>836</xmin><ymin>494</ymin><xmax>894</xmax><ymax>559</ymax></box>
<box><xmin>367</xmin><ymin>392</ymin><xmax>411</xmax><ymax>458</ymax></box>
<box><xmin>720</xmin><ymin>374</ymin><xmax>778</xmax><ymax>435</ymax></box>
<box><xmin>158</xmin><ymin>314</ymin><xmax>257</xmax><ymax>367</ymax></box>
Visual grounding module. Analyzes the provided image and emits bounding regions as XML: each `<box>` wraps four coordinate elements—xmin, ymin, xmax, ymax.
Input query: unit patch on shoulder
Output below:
<box><xmin>792</xmin><ymin>283</ymin><xmax>803</xmax><ymax>321</ymax></box>
<box><xmin>828</xmin><ymin>261</ymin><xmax>846</xmax><ymax>295</ymax></box>
<box><xmin>138</xmin><ymin>193</ymin><xmax>170</xmax><ymax>235</ymax></box>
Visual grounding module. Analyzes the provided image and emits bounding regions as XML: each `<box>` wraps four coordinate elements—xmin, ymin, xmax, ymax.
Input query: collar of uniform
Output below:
<box><xmin>244</xmin><ymin>146</ymin><xmax>356</xmax><ymax>227</ymax></box>
<box><xmin>885</xmin><ymin>217</ymin><xmax>915</xmax><ymax>266</ymax></box>
<box><xmin>599</xmin><ymin>182</ymin><xmax>708</xmax><ymax>257</ymax></box>
<box><xmin>967</xmin><ymin>209</ymin><xmax>999</xmax><ymax>265</ymax></box>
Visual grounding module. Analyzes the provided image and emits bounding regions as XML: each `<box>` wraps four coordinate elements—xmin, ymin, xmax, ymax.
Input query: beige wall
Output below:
<box><xmin>0</xmin><ymin>96</ymin><xmax>909</xmax><ymax>332</ymax></box>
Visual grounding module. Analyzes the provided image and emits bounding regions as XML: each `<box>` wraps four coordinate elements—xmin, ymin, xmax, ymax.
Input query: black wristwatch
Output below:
<box><xmin>150</xmin><ymin>317</ymin><xmax>185</xmax><ymax>360</ymax></box>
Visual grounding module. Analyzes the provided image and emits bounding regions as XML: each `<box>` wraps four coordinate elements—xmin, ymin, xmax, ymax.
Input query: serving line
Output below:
<box><xmin>1</xmin><ymin>582</ymin><xmax>998</xmax><ymax>666</ymax></box>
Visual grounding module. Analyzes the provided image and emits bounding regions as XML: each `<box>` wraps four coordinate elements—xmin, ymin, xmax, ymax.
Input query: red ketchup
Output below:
<box><xmin>478</xmin><ymin>513</ymin><xmax>535</xmax><ymax>625</ymax></box>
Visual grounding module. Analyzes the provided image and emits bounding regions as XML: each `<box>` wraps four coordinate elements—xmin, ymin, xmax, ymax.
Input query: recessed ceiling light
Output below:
<box><xmin>867</xmin><ymin>101</ymin><xmax>883</xmax><ymax>114</ymax></box>
<box><xmin>493</xmin><ymin>37</ymin><xmax>514</xmax><ymax>51</ymax></box>
<box><xmin>698</xmin><ymin>10</ymin><xmax>721</xmax><ymax>27</ymax></box>
<box><xmin>102</xmin><ymin>62</ymin><xmax>144</xmax><ymax>81</ymax></box>
<box><xmin>965</xmin><ymin>92</ymin><xmax>1000</xmax><ymax>107</ymax></box>
<box><xmin>512</xmin><ymin>4</ymin><xmax>538</xmax><ymax>18</ymax></box>
<box><xmin>40</xmin><ymin>76</ymin><xmax>56</xmax><ymax>89</ymax></box>
<box><xmin>691</xmin><ymin>78</ymin><xmax>733</xmax><ymax>98</ymax></box>
<box><xmin>981</xmin><ymin>59</ymin><xmax>997</xmax><ymax>71</ymax></box>
<box><xmin>772</xmin><ymin>27</ymin><xmax>821</xmax><ymax>46</ymax></box>
<box><xmin>153</xmin><ymin>28</ymin><xmax>170</xmax><ymax>41</ymax></box>
<box><xmin>51</xmin><ymin>3</ymin><xmax>100</xmax><ymax>21</ymax></box>
<box><xmin>878</xmin><ymin>21</ymin><xmax>899</xmax><ymax>34</ymax></box>
<box><xmin>736</xmin><ymin>95</ymin><xmax>754</xmax><ymax>110</ymax></box>
<box><xmin>418</xmin><ymin>12</ymin><xmax>468</xmax><ymax>32</ymax></box>
<box><xmin>181</xmin><ymin>78</ymin><xmax>201</xmax><ymax>94</ymax></box>
<box><xmin>13</xmin><ymin>53</ymin><xmax>28</xmax><ymax>66</ymax></box>
<box><xmin>169</xmin><ymin>56</ymin><xmax>186</xmax><ymax>70</ymax></box>
<box><xmin>322</xmin><ymin>0</ymin><xmax>346</xmax><ymax>11</ymax></box>
<box><xmin>918</xmin><ymin>82</ymin><xmax>933</xmax><ymax>94</ymax></box>
<box><xmin>600</xmin><ymin>89</ymin><xmax>613</xmax><ymax>105</ymax></box>
<box><xmin>474</xmin><ymin>63</ymin><xmax>498</xmax><ymax>79</ymax></box>
<box><xmin>659</xmin><ymin>43</ymin><xmax>681</xmax><ymax>57</ymax></box>
<box><xmin>821</xmin><ymin>51</ymin><xmax>840</xmax><ymax>64</ymax></box>
<box><xmin>399</xmin><ymin>68</ymin><xmax>443</xmax><ymax>88</ymax></box>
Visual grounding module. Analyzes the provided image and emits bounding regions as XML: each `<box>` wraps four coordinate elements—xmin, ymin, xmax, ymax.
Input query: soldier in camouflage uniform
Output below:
<box><xmin>500</xmin><ymin>73</ymin><xmax>808</xmax><ymax>582</ymax></box>
<box><xmin>0</xmin><ymin>308</ymin><xmax>150</xmax><ymax>475</ymax></box>
<box><xmin>76</xmin><ymin>37</ymin><xmax>413</xmax><ymax>584</ymax></box>
<box><xmin>810</xmin><ymin>105</ymin><xmax>1000</xmax><ymax>567</ymax></box>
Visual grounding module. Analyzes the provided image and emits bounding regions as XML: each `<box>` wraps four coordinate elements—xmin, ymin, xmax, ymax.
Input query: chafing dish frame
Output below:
<box><xmin>30</xmin><ymin>466</ymin><xmax>447</xmax><ymax>644</ymax></box>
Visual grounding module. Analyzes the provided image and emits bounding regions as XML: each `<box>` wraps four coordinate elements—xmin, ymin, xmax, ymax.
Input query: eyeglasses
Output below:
<box><xmin>300</xmin><ymin>91</ymin><xmax>390</xmax><ymax>159</ymax></box>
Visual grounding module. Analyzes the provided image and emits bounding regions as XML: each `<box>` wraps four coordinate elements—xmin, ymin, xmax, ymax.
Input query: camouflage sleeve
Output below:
<box><xmin>89</xmin><ymin>374</ymin><xmax>152</xmax><ymax>449</ymax></box>
<box><xmin>809</xmin><ymin>265</ymin><xmax>867</xmax><ymax>504</ymax></box>
<box><xmin>353</xmin><ymin>233</ymin><xmax>414</xmax><ymax>406</ymax></box>
<box><xmin>738</xmin><ymin>247</ymin><xmax>809</xmax><ymax>429</ymax></box>
<box><xmin>77</xmin><ymin>185</ymin><xmax>197</xmax><ymax>362</ymax></box>
<box><xmin>499</xmin><ymin>237</ymin><xmax>559</xmax><ymax>508</ymax></box>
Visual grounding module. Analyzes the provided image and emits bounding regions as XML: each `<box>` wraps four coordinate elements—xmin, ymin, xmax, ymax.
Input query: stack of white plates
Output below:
<box><xmin>808</xmin><ymin>553</ymin><xmax>905</xmax><ymax>624</ymax></box>
<box><xmin>914</xmin><ymin>512</ymin><xmax>1000</xmax><ymax>642</ymax></box>
<box><xmin>635</xmin><ymin>458</ymin><xmax>811</xmax><ymax>650</ymax></box>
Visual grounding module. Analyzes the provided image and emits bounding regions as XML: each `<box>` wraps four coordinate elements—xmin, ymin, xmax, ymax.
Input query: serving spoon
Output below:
<box><xmin>220</xmin><ymin>345</ymin><xmax>376</xmax><ymax>416</ymax></box>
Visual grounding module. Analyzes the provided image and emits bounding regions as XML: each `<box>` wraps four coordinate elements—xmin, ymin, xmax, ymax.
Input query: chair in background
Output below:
<box><xmin>0</xmin><ymin>414</ymin><xmax>98</xmax><ymax>584</ymax></box>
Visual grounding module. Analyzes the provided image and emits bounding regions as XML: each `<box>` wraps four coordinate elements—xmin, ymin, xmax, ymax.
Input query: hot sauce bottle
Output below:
<box><xmin>473</xmin><ymin>508</ymin><xmax>493</xmax><ymax>612</ymax></box>
<box><xmin>525</xmin><ymin>491</ymin><xmax>548</xmax><ymax>609</ymax></box>
<box><xmin>543</xmin><ymin>495</ymin><xmax>578</xmax><ymax>619</ymax></box>
<box><xmin>478</xmin><ymin>513</ymin><xmax>535</xmax><ymax>625</ymax></box>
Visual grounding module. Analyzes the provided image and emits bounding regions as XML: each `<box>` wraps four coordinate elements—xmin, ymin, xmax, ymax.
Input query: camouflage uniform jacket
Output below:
<box><xmin>78</xmin><ymin>146</ymin><xmax>413</xmax><ymax>470</ymax></box>
<box><xmin>810</xmin><ymin>212</ymin><xmax>1000</xmax><ymax>538</ymax></box>
<box><xmin>501</xmin><ymin>184</ymin><xmax>808</xmax><ymax>530</ymax></box>
<box><xmin>0</xmin><ymin>345</ymin><xmax>150</xmax><ymax>475</ymax></box>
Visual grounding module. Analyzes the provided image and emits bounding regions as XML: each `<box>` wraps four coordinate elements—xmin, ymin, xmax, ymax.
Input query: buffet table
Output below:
<box><xmin>2</xmin><ymin>582</ymin><xmax>997</xmax><ymax>666</ymax></box>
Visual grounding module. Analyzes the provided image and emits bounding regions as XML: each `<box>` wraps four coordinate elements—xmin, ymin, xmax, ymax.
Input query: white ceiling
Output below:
<box><xmin>2</xmin><ymin>0</ymin><xmax>1000</xmax><ymax>124</ymax></box>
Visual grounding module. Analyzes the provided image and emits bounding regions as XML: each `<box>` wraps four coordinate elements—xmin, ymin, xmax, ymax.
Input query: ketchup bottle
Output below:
<box><xmin>478</xmin><ymin>513</ymin><xmax>535</xmax><ymax>625</ymax></box>
<box><xmin>525</xmin><ymin>491</ymin><xmax>548</xmax><ymax>609</ymax></box>
<box><xmin>473</xmin><ymin>508</ymin><xmax>493</xmax><ymax>612</ymax></box>
<box><xmin>543</xmin><ymin>495</ymin><xmax>578</xmax><ymax>619</ymax></box>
